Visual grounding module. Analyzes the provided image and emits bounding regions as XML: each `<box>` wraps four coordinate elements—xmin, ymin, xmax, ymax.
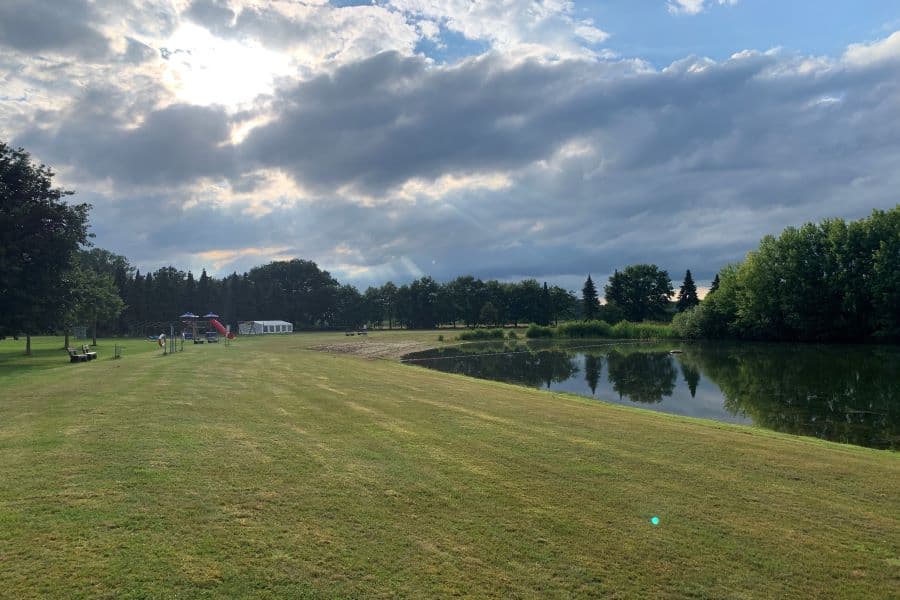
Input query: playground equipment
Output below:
<box><xmin>180</xmin><ymin>312</ymin><xmax>202</xmax><ymax>343</ymax></box>
<box><xmin>180</xmin><ymin>311</ymin><xmax>235</xmax><ymax>343</ymax></box>
<box><xmin>204</xmin><ymin>313</ymin><xmax>234</xmax><ymax>340</ymax></box>
<box><xmin>209</xmin><ymin>317</ymin><xmax>230</xmax><ymax>338</ymax></box>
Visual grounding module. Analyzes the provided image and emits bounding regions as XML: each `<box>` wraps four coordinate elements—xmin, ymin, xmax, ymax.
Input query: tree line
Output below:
<box><xmin>3</xmin><ymin>140</ymin><xmax>898</xmax><ymax>352</ymax></box>
<box><xmin>673</xmin><ymin>206</ymin><xmax>900</xmax><ymax>341</ymax></box>
<box><xmin>77</xmin><ymin>256</ymin><xmax>581</xmax><ymax>336</ymax></box>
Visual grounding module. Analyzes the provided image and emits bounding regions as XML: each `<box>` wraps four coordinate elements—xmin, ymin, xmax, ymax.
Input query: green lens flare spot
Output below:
<box><xmin>650</xmin><ymin>516</ymin><xmax>660</xmax><ymax>526</ymax></box>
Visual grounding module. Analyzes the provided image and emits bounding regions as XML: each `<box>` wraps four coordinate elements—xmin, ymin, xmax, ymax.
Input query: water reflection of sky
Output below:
<box><xmin>547</xmin><ymin>355</ymin><xmax>752</xmax><ymax>425</ymax></box>
<box><xmin>406</xmin><ymin>341</ymin><xmax>900</xmax><ymax>449</ymax></box>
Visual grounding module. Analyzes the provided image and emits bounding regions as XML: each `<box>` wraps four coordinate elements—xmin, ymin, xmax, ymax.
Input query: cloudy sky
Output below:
<box><xmin>3</xmin><ymin>1</ymin><xmax>899</xmax><ymax>291</ymax></box>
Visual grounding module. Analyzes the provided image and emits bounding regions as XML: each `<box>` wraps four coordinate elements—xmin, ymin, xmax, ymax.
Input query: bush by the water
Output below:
<box><xmin>525</xmin><ymin>324</ymin><xmax>554</xmax><ymax>338</ymax></box>
<box><xmin>458</xmin><ymin>328</ymin><xmax>506</xmax><ymax>341</ymax></box>
<box><xmin>556</xmin><ymin>320</ymin><xmax>614</xmax><ymax>338</ymax></box>
<box><xmin>526</xmin><ymin>320</ymin><xmax>676</xmax><ymax>339</ymax></box>
<box><xmin>610</xmin><ymin>321</ymin><xmax>676</xmax><ymax>339</ymax></box>
<box><xmin>672</xmin><ymin>305</ymin><xmax>707</xmax><ymax>339</ymax></box>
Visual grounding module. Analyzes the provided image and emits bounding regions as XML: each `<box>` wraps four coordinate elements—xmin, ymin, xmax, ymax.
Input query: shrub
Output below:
<box><xmin>525</xmin><ymin>324</ymin><xmax>554</xmax><ymax>338</ymax></box>
<box><xmin>437</xmin><ymin>334</ymin><xmax>444</xmax><ymax>342</ymax></box>
<box><xmin>556</xmin><ymin>320</ymin><xmax>613</xmax><ymax>338</ymax></box>
<box><xmin>672</xmin><ymin>306</ymin><xmax>705</xmax><ymax>339</ymax></box>
<box><xmin>596</xmin><ymin>303</ymin><xmax>625</xmax><ymax>324</ymax></box>
<box><xmin>525</xmin><ymin>320</ymin><xmax>677</xmax><ymax>339</ymax></box>
<box><xmin>507</xmin><ymin>330</ymin><xmax>518</xmax><ymax>340</ymax></box>
<box><xmin>610</xmin><ymin>321</ymin><xmax>676</xmax><ymax>340</ymax></box>
<box><xmin>458</xmin><ymin>328</ymin><xmax>505</xmax><ymax>341</ymax></box>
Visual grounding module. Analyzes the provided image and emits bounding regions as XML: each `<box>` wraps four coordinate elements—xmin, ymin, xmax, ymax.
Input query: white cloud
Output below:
<box><xmin>160</xmin><ymin>22</ymin><xmax>292</xmax><ymax>107</ymax></box>
<box><xmin>843</xmin><ymin>30</ymin><xmax>900</xmax><ymax>67</ymax></box>
<box><xmin>183</xmin><ymin>1</ymin><xmax>423</xmax><ymax>74</ymax></box>
<box><xmin>3</xmin><ymin>2</ymin><xmax>900</xmax><ymax>290</ymax></box>
<box><xmin>667</xmin><ymin>0</ymin><xmax>739</xmax><ymax>16</ymax></box>
<box><xmin>386</xmin><ymin>0</ymin><xmax>609</xmax><ymax>58</ymax></box>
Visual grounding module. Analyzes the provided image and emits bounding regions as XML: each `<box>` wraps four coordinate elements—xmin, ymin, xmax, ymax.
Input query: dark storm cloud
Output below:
<box><xmin>10</xmin><ymin>34</ymin><xmax>900</xmax><ymax>287</ymax></box>
<box><xmin>239</xmin><ymin>47</ymin><xmax>900</xmax><ymax>210</ymax></box>
<box><xmin>83</xmin><ymin>189</ymin><xmax>292</xmax><ymax>262</ymax></box>
<box><xmin>241</xmin><ymin>51</ymin><xmax>602</xmax><ymax>193</ymax></box>
<box><xmin>20</xmin><ymin>97</ymin><xmax>234</xmax><ymax>186</ymax></box>
<box><xmin>0</xmin><ymin>0</ymin><xmax>110</xmax><ymax>60</ymax></box>
<box><xmin>236</xmin><ymin>46</ymin><xmax>900</xmax><ymax>285</ymax></box>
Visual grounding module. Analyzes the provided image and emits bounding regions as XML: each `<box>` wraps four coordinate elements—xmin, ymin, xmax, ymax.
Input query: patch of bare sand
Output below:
<box><xmin>309</xmin><ymin>340</ymin><xmax>435</xmax><ymax>360</ymax></box>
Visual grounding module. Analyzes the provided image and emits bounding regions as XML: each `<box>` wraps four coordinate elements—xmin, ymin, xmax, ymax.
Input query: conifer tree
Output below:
<box><xmin>709</xmin><ymin>273</ymin><xmax>720</xmax><ymax>295</ymax></box>
<box><xmin>582</xmin><ymin>275</ymin><xmax>598</xmax><ymax>321</ymax></box>
<box><xmin>676</xmin><ymin>269</ymin><xmax>700</xmax><ymax>312</ymax></box>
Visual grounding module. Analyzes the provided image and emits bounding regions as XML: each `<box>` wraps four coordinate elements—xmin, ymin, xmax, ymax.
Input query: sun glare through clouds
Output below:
<box><xmin>161</xmin><ymin>23</ymin><xmax>291</xmax><ymax>108</ymax></box>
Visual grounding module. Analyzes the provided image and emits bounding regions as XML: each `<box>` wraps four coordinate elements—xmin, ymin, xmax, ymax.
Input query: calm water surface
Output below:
<box><xmin>404</xmin><ymin>341</ymin><xmax>900</xmax><ymax>449</ymax></box>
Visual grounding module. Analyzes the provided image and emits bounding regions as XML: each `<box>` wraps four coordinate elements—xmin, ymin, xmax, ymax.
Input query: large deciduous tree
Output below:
<box><xmin>396</xmin><ymin>276</ymin><xmax>440</xmax><ymax>329</ymax></box>
<box><xmin>75</xmin><ymin>248</ymin><xmax>132</xmax><ymax>335</ymax></box>
<box><xmin>675</xmin><ymin>206</ymin><xmax>900</xmax><ymax>342</ymax></box>
<box><xmin>0</xmin><ymin>142</ymin><xmax>90</xmax><ymax>354</ymax></box>
<box><xmin>479</xmin><ymin>301</ymin><xmax>500</xmax><ymax>327</ymax></box>
<box><xmin>604</xmin><ymin>265</ymin><xmax>674</xmax><ymax>322</ymax></box>
<box><xmin>548</xmin><ymin>285</ymin><xmax>576</xmax><ymax>325</ymax></box>
<box><xmin>247</xmin><ymin>259</ymin><xmax>339</xmax><ymax>327</ymax></box>
<box><xmin>70</xmin><ymin>261</ymin><xmax>126</xmax><ymax>346</ymax></box>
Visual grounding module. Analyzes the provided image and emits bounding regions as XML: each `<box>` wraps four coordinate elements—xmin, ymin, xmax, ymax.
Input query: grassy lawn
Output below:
<box><xmin>0</xmin><ymin>333</ymin><xmax>897</xmax><ymax>598</ymax></box>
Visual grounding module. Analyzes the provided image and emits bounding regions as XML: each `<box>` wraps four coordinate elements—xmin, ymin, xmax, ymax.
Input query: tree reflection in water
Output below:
<box><xmin>407</xmin><ymin>342</ymin><xmax>579</xmax><ymax>388</ymax></box>
<box><xmin>680</xmin><ymin>362</ymin><xmax>701</xmax><ymax>398</ymax></box>
<box><xmin>679</xmin><ymin>344</ymin><xmax>900</xmax><ymax>449</ymax></box>
<box><xmin>584</xmin><ymin>355</ymin><xmax>601</xmax><ymax>396</ymax></box>
<box><xmin>605</xmin><ymin>350</ymin><xmax>677</xmax><ymax>404</ymax></box>
<box><xmin>404</xmin><ymin>341</ymin><xmax>900</xmax><ymax>449</ymax></box>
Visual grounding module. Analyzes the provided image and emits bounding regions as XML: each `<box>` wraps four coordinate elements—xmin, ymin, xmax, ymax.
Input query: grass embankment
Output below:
<box><xmin>0</xmin><ymin>333</ymin><xmax>897</xmax><ymax>598</ymax></box>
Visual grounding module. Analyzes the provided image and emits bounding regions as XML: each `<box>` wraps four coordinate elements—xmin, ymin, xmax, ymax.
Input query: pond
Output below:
<box><xmin>403</xmin><ymin>340</ymin><xmax>900</xmax><ymax>450</ymax></box>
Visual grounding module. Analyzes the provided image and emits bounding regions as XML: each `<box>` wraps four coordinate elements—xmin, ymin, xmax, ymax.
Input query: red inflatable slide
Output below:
<box><xmin>210</xmin><ymin>318</ymin><xmax>235</xmax><ymax>339</ymax></box>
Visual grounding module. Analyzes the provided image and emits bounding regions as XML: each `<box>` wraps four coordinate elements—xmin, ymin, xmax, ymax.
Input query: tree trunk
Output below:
<box><xmin>64</xmin><ymin>328</ymin><xmax>70</xmax><ymax>349</ymax></box>
<box><xmin>25</xmin><ymin>334</ymin><xmax>31</xmax><ymax>356</ymax></box>
<box><xmin>92</xmin><ymin>317</ymin><xmax>98</xmax><ymax>347</ymax></box>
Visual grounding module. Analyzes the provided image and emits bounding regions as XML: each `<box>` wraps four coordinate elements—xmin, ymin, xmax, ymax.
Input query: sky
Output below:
<box><xmin>2</xmin><ymin>1</ymin><xmax>899</xmax><ymax>292</ymax></box>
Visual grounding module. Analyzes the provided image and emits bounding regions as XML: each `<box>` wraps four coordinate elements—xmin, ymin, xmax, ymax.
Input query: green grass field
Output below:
<box><xmin>1</xmin><ymin>333</ymin><xmax>897</xmax><ymax>598</ymax></box>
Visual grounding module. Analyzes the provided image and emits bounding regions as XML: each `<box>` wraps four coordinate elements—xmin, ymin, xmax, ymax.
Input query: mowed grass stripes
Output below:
<box><xmin>0</xmin><ymin>333</ymin><xmax>897</xmax><ymax>598</ymax></box>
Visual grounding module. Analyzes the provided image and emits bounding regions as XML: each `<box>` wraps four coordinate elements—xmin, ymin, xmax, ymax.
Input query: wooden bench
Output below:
<box><xmin>81</xmin><ymin>344</ymin><xmax>98</xmax><ymax>360</ymax></box>
<box><xmin>67</xmin><ymin>348</ymin><xmax>89</xmax><ymax>363</ymax></box>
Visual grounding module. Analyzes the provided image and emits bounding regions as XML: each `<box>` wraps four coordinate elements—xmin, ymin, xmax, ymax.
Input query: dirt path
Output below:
<box><xmin>309</xmin><ymin>339</ymin><xmax>435</xmax><ymax>360</ymax></box>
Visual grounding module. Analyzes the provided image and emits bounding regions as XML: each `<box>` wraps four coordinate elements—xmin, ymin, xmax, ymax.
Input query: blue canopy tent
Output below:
<box><xmin>180</xmin><ymin>312</ymin><xmax>200</xmax><ymax>341</ymax></box>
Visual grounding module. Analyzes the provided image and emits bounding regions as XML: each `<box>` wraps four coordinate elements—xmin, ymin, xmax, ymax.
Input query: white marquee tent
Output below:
<box><xmin>238</xmin><ymin>320</ymin><xmax>293</xmax><ymax>335</ymax></box>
